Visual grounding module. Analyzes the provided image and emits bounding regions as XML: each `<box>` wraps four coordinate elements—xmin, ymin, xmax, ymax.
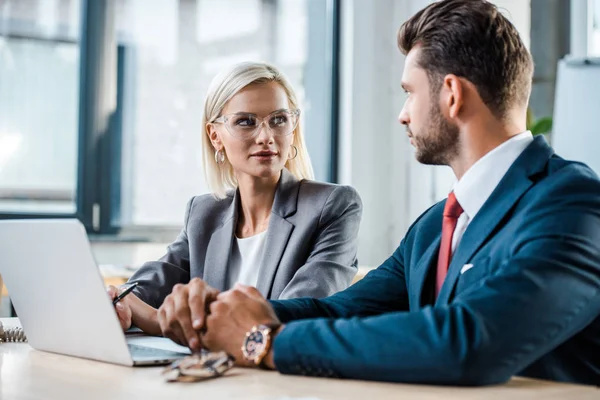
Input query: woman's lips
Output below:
<box><xmin>251</xmin><ymin>151</ymin><xmax>278</xmax><ymax>160</ymax></box>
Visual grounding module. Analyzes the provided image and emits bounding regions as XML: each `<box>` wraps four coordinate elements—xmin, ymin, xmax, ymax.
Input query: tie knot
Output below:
<box><xmin>444</xmin><ymin>192</ymin><xmax>463</xmax><ymax>218</ymax></box>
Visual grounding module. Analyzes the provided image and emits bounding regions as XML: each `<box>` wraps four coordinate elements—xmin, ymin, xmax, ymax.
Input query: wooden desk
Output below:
<box><xmin>1</xmin><ymin>322</ymin><xmax>597</xmax><ymax>399</ymax></box>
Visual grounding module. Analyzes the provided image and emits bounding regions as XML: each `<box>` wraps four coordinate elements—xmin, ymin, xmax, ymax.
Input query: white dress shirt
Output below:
<box><xmin>226</xmin><ymin>231</ymin><xmax>267</xmax><ymax>288</ymax></box>
<box><xmin>451</xmin><ymin>131</ymin><xmax>534</xmax><ymax>252</ymax></box>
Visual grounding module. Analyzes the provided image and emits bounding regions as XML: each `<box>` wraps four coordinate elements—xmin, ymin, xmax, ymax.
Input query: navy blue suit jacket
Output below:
<box><xmin>271</xmin><ymin>136</ymin><xmax>600</xmax><ymax>386</ymax></box>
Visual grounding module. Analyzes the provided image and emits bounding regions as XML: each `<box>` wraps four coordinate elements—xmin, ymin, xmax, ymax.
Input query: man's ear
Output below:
<box><xmin>442</xmin><ymin>74</ymin><xmax>464</xmax><ymax>119</ymax></box>
<box><xmin>206</xmin><ymin>123</ymin><xmax>223</xmax><ymax>151</ymax></box>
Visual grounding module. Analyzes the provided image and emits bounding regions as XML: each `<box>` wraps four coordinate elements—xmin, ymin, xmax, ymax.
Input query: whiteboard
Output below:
<box><xmin>552</xmin><ymin>57</ymin><xmax>600</xmax><ymax>175</ymax></box>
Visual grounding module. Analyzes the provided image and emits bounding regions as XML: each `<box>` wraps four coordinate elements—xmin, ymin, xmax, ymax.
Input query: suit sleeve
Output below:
<box><xmin>276</xmin><ymin>185</ymin><xmax>362</xmax><ymax>300</ymax></box>
<box><xmin>128</xmin><ymin>198</ymin><xmax>193</xmax><ymax>308</ymax></box>
<box><xmin>272</xmin><ymin>175</ymin><xmax>600</xmax><ymax>385</ymax></box>
<box><xmin>272</xmin><ymin>242</ymin><xmax>410</xmax><ymax>322</ymax></box>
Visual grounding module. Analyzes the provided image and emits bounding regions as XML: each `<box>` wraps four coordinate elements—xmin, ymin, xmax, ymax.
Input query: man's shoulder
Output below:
<box><xmin>547</xmin><ymin>154</ymin><xmax>599</xmax><ymax>178</ymax></box>
<box><xmin>534</xmin><ymin>155</ymin><xmax>600</xmax><ymax>198</ymax></box>
<box><xmin>496</xmin><ymin>154</ymin><xmax>600</xmax><ymax>244</ymax></box>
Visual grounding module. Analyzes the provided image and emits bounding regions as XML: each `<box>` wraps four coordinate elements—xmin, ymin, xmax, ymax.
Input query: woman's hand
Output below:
<box><xmin>107</xmin><ymin>285</ymin><xmax>134</xmax><ymax>330</ymax></box>
<box><xmin>107</xmin><ymin>284</ymin><xmax>161</xmax><ymax>335</ymax></box>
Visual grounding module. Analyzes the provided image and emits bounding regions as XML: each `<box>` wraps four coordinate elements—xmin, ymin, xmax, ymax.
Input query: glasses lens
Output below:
<box><xmin>226</xmin><ymin>114</ymin><xmax>259</xmax><ymax>139</ymax></box>
<box><xmin>268</xmin><ymin>110</ymin><xmax>298</xmax><ymax>136</ymax></box>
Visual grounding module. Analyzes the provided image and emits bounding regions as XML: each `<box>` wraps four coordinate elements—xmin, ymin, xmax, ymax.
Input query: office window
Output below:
<box><xmin>0</xmin><ymin>0</ymin><xmax>338</xmax><ymax>234</ymax></box>
<box><xmin>115</xmin><ymin>0</ymin><xmax>333</xmax><ymax>227</ymax></box>
<box><xmin>592</xmin><ymin>0</ymin><xmax>600</xmax><ymax>55</ymax></box>
<box><xmin>0</xmin><ymin>0</ymin><xmax>81</xmax><ymax>214</ymax></box>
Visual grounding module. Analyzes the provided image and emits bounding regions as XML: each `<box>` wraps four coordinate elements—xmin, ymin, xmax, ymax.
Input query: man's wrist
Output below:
<box><xmin>262</xmin><ymin>324</ymin><xmax>285</xmax><ymax>370</ymax></box>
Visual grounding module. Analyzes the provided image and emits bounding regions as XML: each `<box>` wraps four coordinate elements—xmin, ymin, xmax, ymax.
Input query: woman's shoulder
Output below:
<box><xmin>297</xmin><ymin>179</ymin><xmax>362</xmax><ymax>207</ymax></box>
<box><xmin>291</xmin><ymin>180</ymin><xmax>362</xmax><ymax>226</ymax></box>
<box><xmin>187</xmin><ymin>192</ymin><xmax>235</xmax><ymax>219</ymax></box>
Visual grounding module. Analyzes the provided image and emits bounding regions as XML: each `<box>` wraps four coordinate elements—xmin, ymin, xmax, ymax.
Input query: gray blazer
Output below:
<box><xmin>130</xmin><ymin>169</ymin><xmax>362</xmax><ymax>307</ymax></box>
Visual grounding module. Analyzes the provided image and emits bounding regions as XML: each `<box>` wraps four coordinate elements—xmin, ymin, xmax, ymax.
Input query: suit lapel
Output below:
<box><xmin>255</xmin><ymin>169</ymin><xmax>299</xmax><ymax>297</ymax></box>
<box><xmin>203</xmin><ymin>195</ymin><xmax>237</xmax><ymax>292</ymax></box>
<box><xmin>411</xmin><ymin>235</ymin><xmax>442</xmax><ymax>310</ymax></box>
<box><xmin>256</xmin><ymin>215</ymin><xmax>294</xmax><ymax>297</ymax></box>
<box><xmin>435</xmin><ymin>136</ymin><xmax>554</xmax><ymax>305</ymax></box>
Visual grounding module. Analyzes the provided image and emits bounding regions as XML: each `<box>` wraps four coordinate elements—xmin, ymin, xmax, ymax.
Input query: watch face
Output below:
<box><xmin>243</xmin><ymin>330</ymin><xmax>266</xmax><ymax>360</ymax></box>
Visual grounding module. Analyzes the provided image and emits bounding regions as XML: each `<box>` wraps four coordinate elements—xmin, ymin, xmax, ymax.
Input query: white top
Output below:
<box><xmin>226</xmin><ymin>231</ymin><xmax>267</xmax><ymax>288</ymax></box>
<box><xmin>451</xmin><ymin>131</ymin><xmax>534</xmax><ymax>252</ymax></box>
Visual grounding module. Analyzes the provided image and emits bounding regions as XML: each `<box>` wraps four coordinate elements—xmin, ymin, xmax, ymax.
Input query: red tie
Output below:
<box><xmin>436</xmin><ymin>191</ymin><xmax>464</xmax><ymax>297</ymax></box>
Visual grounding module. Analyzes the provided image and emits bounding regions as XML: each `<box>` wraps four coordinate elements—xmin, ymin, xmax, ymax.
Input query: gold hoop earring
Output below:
<box><xmin>214</xmin><ymin>149</ymin><xmax>225</xmax><ymax>164</ymax></box>
<box><xmin>289</xmin><ymin>145</ymin><xmax>298</xmax><ymax>160</ymax></box>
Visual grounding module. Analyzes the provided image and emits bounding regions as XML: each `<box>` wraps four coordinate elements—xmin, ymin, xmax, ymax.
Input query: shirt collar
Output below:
<box><xmin>453</xmin><ymin>131</ymin><xmax>534</xmax><ymax>220</ymax></box>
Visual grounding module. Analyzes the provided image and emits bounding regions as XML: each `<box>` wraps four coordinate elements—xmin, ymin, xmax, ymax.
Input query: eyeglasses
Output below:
<box><xmin>162</xmin><ymin>350</ymin><xmax>234</xmax><ymax>383</ymax></box>
<box><xmin>212</xmin><ymin>109</ymin><xmax>300</xmax><ymax>140</ymax></box>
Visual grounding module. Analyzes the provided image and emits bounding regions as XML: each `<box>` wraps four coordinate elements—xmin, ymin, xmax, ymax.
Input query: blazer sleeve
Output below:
<box><xmin>272</xmin><ymin>175</ymin><xmax>600</xmax><ymax>385</ymax></box>
<box><xmin>277</xmin><ymin>185</ymin><xmax>362</xmax><ymax>300</ymax></box>
<box><xmin>128</xmin><ymin>198</ymin><xmax>194</xmax><ymax>308</ymax></box>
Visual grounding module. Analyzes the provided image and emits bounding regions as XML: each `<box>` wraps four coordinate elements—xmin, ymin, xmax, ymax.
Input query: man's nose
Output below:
<box><xmin>398</xmin><ymin>105</ymin><xmax>410</xmax><ymax>126</ymax></box>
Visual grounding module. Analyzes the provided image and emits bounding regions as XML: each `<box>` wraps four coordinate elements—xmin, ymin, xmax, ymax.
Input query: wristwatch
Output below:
<box><xmin>241</xmin><ymin>323</ymin><xmax>281</xmax><ymax>368</ymax></box>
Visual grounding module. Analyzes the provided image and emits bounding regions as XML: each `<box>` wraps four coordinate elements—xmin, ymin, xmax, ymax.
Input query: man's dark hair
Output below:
<box><xmin>398</xmin><ymin>0</ymin><xmax>533</xmax><ymax>119</ymax></box>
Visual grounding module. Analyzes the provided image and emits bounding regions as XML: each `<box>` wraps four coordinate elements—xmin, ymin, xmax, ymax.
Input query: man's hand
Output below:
<box><xmin>202</xmin><ymin>284</ymin><xmax>281</xmax><ymax>367</ymax></box>
<box><xmin>157</xmin><ymin>278</ymin><xmax>219</xmax><ymax>351</ymax></box>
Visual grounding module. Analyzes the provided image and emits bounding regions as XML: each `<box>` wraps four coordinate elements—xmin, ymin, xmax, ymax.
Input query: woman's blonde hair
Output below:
<box><xmin>202</xmin><ymin>61</ymin><xmax>314</xmax><ymax>198</ymax></box>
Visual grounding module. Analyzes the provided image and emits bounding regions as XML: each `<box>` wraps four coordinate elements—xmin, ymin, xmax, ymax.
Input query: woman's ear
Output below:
<box><xmin>206</xmin><ymin>123</ymin><xmax>223</xmax><ymax>150</ymax></box>
<box><xmin>442</xmin><ymin>74</ymin><xmax>464</xmax><ymax>119</ymax></box>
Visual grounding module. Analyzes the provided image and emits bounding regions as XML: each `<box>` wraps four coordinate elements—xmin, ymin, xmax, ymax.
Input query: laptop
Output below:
<box><xmin>0</xmin><ymin>219</ymin><xmax>190</xmax><ymax>366</ymax></box>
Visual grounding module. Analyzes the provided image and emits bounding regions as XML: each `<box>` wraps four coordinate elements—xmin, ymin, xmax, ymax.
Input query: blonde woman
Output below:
<box><xmin>108</xmin><ymin>62</ymin><xmax>362</xmax><ymax>344</ymax></box>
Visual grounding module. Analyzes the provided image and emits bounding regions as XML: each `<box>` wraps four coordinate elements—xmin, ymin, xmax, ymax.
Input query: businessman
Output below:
<box><xmin>157</xmin><ymin>0</ymin><xmax>600</xmax><ymax>386</ymax></box>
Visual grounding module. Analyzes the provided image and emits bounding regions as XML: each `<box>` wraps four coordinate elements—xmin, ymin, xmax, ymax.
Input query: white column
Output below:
<box><xmin>338</xmin><ymin>0</ymin><xmax>532</xmax><ymax>266</ymax></box>
<box><xmin>570</xmin><ymin>0</ymin><xmax>591</xmax><ymax>57</ymax></box>
<box><xmin>492</xmin><ymin>0</ymin><xmax>531</xmax><ymax>49</ymax></box>
<box><xmin>338</xmin><ymin>0</ymin><xmax>432</xmax><ymax>266</ymax></box>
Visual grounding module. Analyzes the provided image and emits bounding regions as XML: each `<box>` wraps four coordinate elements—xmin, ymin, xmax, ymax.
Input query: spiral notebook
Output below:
<box><xmin>0</xmin><ymin>318</ymin><xmax>27</xmax><ymax>343</ymax></box>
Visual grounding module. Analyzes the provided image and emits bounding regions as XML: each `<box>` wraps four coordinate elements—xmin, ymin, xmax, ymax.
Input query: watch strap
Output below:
<box><xmin>257</xmin><ymin>323</ymin><xmax>281</xmax><ymax>369</ymax></box>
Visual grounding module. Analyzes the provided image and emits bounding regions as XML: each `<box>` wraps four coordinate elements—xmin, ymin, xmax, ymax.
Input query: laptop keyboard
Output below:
<box><xmin>128</xmin><ymin>343</ymin><xmax>189</xmax><ymax>359</ymax></box>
